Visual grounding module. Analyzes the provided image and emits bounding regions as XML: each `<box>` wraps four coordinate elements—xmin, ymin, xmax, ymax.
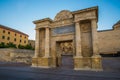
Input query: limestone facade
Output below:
<box><xmin>98</xmin><ymin>21</ymin><xmax>120</xmax><ymax>54</ymax></box>
<box><xmin>32</xmin><ymin>6</ymin><xmax>102</xmax><ymax>71</ymax></box>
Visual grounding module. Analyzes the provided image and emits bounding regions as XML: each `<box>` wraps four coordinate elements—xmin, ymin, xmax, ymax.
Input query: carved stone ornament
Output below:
<box><xmin>59</xmin><ymin>41</ymin><xmax>73</xmax><ymax>55</ymax></box>
<box><xmin>81</xmin><ymin>23</ymin><xmax>91</xmax><ymax>32</ymax></box>
<box><xmin>54</xmin><ymin>10</ymin><xmax>73</xmax><ymax>21</ymax></box>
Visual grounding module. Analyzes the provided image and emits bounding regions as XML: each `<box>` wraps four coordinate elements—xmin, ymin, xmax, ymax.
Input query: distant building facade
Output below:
<box><xmin>0</xmin><ymin>24</ymin><xmax>29</xmax><ymax>47</ymax></box>
<box><xmin>28</xmin><ymin>40</ymin><xmax>35</xmax><ymax>49</ymax></box>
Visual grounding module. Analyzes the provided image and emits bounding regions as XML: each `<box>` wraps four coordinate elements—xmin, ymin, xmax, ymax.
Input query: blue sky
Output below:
<box><xmin>0</xmin><ymin>0</ymin><xmax>120</xmax><ymax>40</ymax></box>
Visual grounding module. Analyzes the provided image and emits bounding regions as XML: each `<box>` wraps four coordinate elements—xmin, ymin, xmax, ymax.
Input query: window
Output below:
<box><xmin>8</xmin><ymin>32</ymin><xmax>10</xmax><ymax>34</ymax></box>
<box><xmin>24</xmin><ymin>40</ymin><xmax>26</xmax><ymax>43</ymax></box>
<box><xmin>14</xmin><ymin>38</ymin><xmax>16</xmax><ymax>41</ymax></box>
<box><xmin>7</xmin><ymin>37</ymin><xmax>10</xmax><ymax>40</ymax></box>
<box><xmin>20</xmin><ymin>40</ymin><xmax>22</xmax><ymax>43</ymax></box>
<box><xmin>3</xmin><ymin>30</ymin><xmax>5</xmax><ymax>33</ymax></box>
<box><xmin>15</xmin><ymin>33</ymin><xmax>17</xmax><ymax>36</ymax></box>
<box><xmin>20</xmin><ymin>35</ymin><xmax>22</xmax><ymax>37</ymax></box>
<box><xmin>25</xmin><ymin>36</ymin><xmax>26</xmax><ymax>38</ymax></box>
<box><xmin>2</xmin><ymin>36</ymin><xmax>5</xmax><ymax>39</ymax></box>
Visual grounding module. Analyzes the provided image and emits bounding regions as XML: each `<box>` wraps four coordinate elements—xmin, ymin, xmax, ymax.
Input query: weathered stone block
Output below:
<box><xmin>82</xmin><ymin>57</ymin><xmax>91</xmax><ymax>69</ymax></box>
<box><xmin>91</xmin><ymin>56</ymin><xmax>102</xmax><ymax>71</ymax></box>
<box><xmin>32</xmin><ymin>58</ymin><xmax>38</xmax><ymax>67</ymax></box>
<box><xmin>32</xmin><ymin>57</ymin><xmax>51</xmax><ymax>68</ymax></box>
<box><xmin>74</xmin><ymin>57</ymin><xmax>83</xmax><ymax>70</ymax></box>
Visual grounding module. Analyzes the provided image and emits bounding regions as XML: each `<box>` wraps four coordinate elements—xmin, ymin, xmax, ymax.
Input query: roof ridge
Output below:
<box><xmin>114</xmin><ymin>20</ymin><xmax>120</xmax><ymax>25</ymax></box>
<box><xmin>0</xmin><ymin>24</ymin><xmax>28</xmax><ymax>36</ymax></box>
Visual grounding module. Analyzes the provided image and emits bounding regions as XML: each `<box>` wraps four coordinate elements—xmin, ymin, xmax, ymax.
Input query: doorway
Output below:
<box><xmin>56</xmin><ymin>40</ymin><xmax>74</xmax><ymax>69</ymax></box>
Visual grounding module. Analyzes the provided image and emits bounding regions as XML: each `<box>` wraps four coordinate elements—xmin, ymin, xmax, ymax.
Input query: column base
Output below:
<box><xmin>74</xmin><ymin>56</ymin><xmax>103</xmax><ymax>71</ymax></box>
<box><xmin>74</xmin><ymin>68</ymin><xmax>102</xmax><ymax>71</ymax></box>
<box><xmin>74</xmin><ymin>68</ymin><xmax>91</xmax><ymax>70</ymax></box>
<box><xmin>74</xmin><ymin>56</ymin><xmax>83</xmax><ymax>70</ymax></box>
<box><xmin>32</xmin><ymin>57</ymin><xmax>51</xmax><ymax>68</ymax></box>
<box><xmin>91</xmin><ymin>69</ymin><xmax>103</xmax><ymax>71</ymax></box>
<box><xmin>91</xmin><ymin>55</ymin><xmax>103</xmax><ymax>71</ymax></box>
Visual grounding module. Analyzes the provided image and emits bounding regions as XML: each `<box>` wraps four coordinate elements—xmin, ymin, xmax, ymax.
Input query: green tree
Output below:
<box><xmin>18</xmin><ymin>44</ymin><xmax>25</xmax><ymax>49</ymax></box>
<box><xmin>24</xmin><ymin>44</ymin><xmax>33</xmax><ymax>49</ymax></box>
<box><xmin>0</xmin><ymin>42</ymin><xmax>6</xmax><ymax>48</ymax></box>
<box><xmin>18</xmin><ymin>44</ymin><xmax>34</xmax><ymax>50</ymax></box>
<box><xmin>6</xmin><ymin>42</ymin><xmax>16</xmax><ymax>48</ymax></box>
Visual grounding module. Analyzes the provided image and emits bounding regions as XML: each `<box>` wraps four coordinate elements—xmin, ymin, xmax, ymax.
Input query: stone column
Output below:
<box><xmin>75</xmin><ymin>22</ymin><xmax>82</xmax><ymax>57</ymax></box>
<box><xmin>91</xmin><ymin>19</ymin><xmax>102</xmax><ymax>71</ymax></box>
<box><xmin>44</xmin><ymin>27</ymin><xmax>50</xmax><ymax>57</ymax></box>
<box><xmin>34</xmin><ymin>29</ymin><xmax>40</xmax><ymax>58</ymax></box>
<box><xmin>91</xmin><ymin>19</ymin><xmax>99</xmax><ymax>56</ymax></box>
<box><xmin>74</xmin><ymin>21</ymin><xmax>83</xmax><ymax>70</ymax></box>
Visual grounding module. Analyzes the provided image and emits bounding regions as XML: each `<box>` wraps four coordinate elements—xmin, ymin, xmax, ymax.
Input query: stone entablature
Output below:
<box><xmin>33</xmin><ymin>18</ymin><xmax>52</xmax><ymax>29</ymax></box>
<box><xmin>33</xmin><ymin>6</ymin><xmax>98</xmax><ymax>28</ymax></box>
<box><xmin>32</xmin><ymin>6</ymin><xmax>102</xmax><ymax>71</ymax></box>
<box><xmin>51</xmin><ymin>19</ymin><xmax>74</xmax><ymax>28</ymax></box>
<box><xmin>72</xmin><ymin>7</ymin><xmax>98</xmax><ymax>22</ymax></box>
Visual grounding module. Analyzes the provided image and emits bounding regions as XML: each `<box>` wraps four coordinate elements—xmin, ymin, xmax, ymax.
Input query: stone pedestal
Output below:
<box><xmin>74</xmin><ymin>57</ymin><xmax>83</xmax><ymax>70</ymax></box>
<box><xmin>74</xmin><ymin>56</ymin><xmax>102</xmax><ymax>71</ymax></box>
<box><xmin>32</xmin><ymin>57</ymin><xmax>51</xmax><ymax>68</ymax></box>
<box><xmin>92</xmin><ymin>55</ymin><xmax>102</xmax><ymax>71</ymax></box>
<box><xmin>32</xmin><ymin>57</ymin><xmax>38</xmax><ymax>67</ymax></box>
<box><xmin>74</xmin><ymin>57</ymin><xmax>91</xmax><ymax>70</ymax></box>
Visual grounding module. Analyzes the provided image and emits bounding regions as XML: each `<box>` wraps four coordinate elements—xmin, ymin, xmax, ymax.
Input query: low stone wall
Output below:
<box><xmin>0</xmin><ymin>48</ymin><xmax>34</xmax><ymax>64</ymax></box>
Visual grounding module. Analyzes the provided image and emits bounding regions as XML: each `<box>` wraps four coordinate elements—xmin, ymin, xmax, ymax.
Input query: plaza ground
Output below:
<box><xmin>0</xmin><ymin>57</ymin><xmax>120</xmax><ymax>80</ymax></box>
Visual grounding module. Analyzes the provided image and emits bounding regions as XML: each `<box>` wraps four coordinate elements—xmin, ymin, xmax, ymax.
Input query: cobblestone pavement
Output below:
<box><xmin>0</xmin><ymin>57</ymin><xmax>120</xmax><ymax>80</ymax></box>
<box><xmin>102</xmin><ymin>57</ymin><xmax>120</xmax><ymax>72</ymax></box>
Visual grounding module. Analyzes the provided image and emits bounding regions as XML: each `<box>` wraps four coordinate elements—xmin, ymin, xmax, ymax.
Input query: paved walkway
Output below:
<box><xmin>0</xmin><ymin>57</ymin><xmax>120</xmax><ymax>80</ymax></box>
<box><xmin>0</xmin><ymin>66</ymin><xmax>120</xmax><ymax>80</ymax></box>
<box><xmin>102</xmin><ymin>57</ymin><xmax>120</xmax><ymax>72</ymax></box>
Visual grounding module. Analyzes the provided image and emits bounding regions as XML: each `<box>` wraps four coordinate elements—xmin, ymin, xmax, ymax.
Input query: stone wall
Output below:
<box><xmin>98</xmin><ymin>29</ymin><xmax>120</xmax><ymax>54</ymax></box>
<box><xmin>0</xmin><ymin>48</ymin><xmax>34</xmax><ymax>64</ymax></box>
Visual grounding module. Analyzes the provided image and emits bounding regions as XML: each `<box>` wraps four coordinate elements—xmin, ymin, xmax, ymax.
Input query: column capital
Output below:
<box><xmin>45</xmin><ymin>27</ymin><xmax>50</xmax><ymax>29</ymax></box>
<box><xmin>46</xmin><ymin>26</ymin><xmax>50</xmax><ymax>28</ymax></box>
<box><xmin>35</xmin><ymin>28</ymin><xmax>39</xmax><ymax>30</ymax></box>
<box><xmin>91</xmin><ymin>19</ymin><xmax>98</xmax><ymax>29</ymax></box>
<box><xmin>74</xmin><ymin>20</ymin><xmax>81</xmax><ymax>23</ymax></box>
<box><xmin>91</xmin><ymin>19</ymin><xmax>97</xmax><ymax>22</ymax></box>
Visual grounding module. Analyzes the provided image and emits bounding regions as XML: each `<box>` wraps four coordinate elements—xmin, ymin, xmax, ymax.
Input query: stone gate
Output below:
<box><xmin>32</xmin><ymin>6</ymin><xmax>102</xmax><ymax>71</ymax></box>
